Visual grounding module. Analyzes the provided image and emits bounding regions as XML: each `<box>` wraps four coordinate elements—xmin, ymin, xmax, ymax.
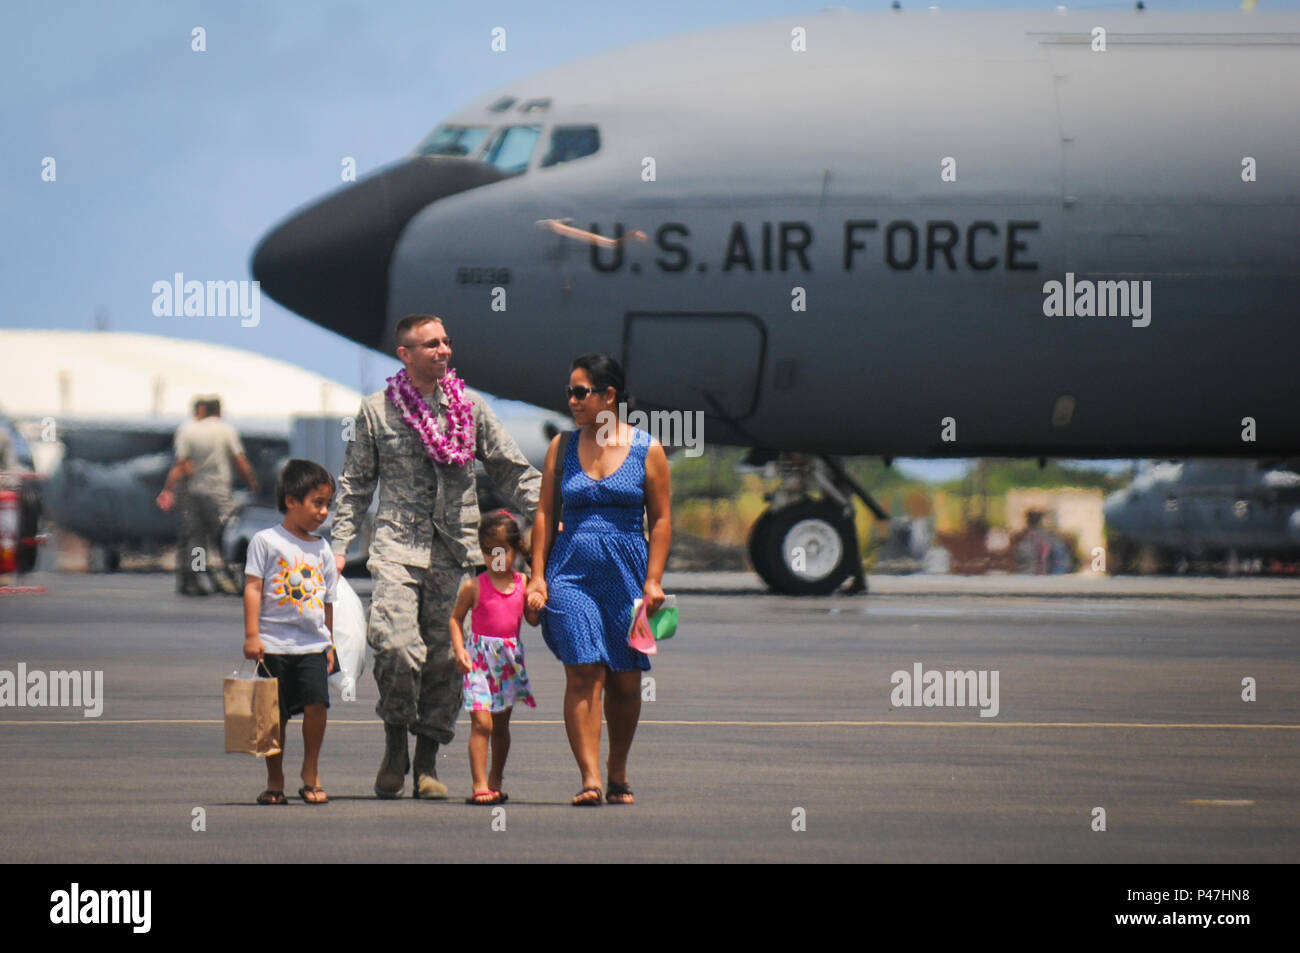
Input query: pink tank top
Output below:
<box><xmin>472</xmin><ymin>572</ymin><xmax>525</xmax><ymax>640</ymax></box>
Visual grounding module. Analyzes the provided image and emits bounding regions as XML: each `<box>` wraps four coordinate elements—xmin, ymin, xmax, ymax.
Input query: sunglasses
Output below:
<box><xmin>565</xmin><ymin>385</ymin><xmax>608</xmax><ymax>401</ymax></box>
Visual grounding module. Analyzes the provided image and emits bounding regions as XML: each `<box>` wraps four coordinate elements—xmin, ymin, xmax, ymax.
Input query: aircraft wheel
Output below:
<box><xmin>746</xmin><ymin>509</ymin><xmax>779</xmax><ymax>582</ymax></box>
<box><xmin>1107</xmin><ymin>535</ymin><xmax>1134</xmax><ymax>575</ymax></box>
<box><xmin>749</xmin><ymin>501</ymin><xmax>856</xmax><ymax>595</ymax></box>
<box><xmin>1136</xmin><ymin>544</ymin><xmax>1168</xmax><ymax>575</ymax></box>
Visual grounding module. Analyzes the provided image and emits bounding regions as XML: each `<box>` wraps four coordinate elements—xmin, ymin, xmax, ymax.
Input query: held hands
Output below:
<box><xmin>643</xmin><ymin>579</ymin><xmax>665</xmax><ymax>615</ymax></box>
<box><xmin>525</xmin><ymin>576</ymin><xmax>548</xmax><ymax>613</ymax></box>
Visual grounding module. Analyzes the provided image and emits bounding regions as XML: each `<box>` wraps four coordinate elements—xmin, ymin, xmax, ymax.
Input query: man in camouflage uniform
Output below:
<box><xmin>332</xmin><ymin>315</ymin><xmax>539</xmax><ymax>799</ymax></box>
<box><xmin>157</xmin><ymin>396</ymin><xmax>259</xmax><ymax>595</ymax></box>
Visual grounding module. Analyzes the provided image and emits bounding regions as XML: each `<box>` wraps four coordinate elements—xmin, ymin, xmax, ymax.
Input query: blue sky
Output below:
<box><xmin>4</xmin><ymin>0</ymin><xmax>1290</xmax><ymax>482</ymax></box>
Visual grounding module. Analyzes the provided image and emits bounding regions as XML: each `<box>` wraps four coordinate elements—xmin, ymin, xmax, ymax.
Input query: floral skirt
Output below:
<box><xmin>463</xmin><ymin>632</ymin><xmax>536</xmax><ymax>713</ymax></box>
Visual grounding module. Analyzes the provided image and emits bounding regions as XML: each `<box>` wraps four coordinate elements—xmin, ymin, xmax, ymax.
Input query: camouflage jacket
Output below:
<box><xmin>332</xmin><ymin>386</ymin><xmax>540</xmax><ymax>569</ymax></box>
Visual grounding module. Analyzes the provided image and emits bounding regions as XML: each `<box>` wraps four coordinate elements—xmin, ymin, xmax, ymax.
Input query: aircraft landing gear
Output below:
<box><xmin>746</xmin><ymin>453</ymin><xmax>884</xmax><ymax>595</ymax></box>
<box><xmin>748</xmin><ymin>499</ymin><xmax>858</xmax><ymax>595</ymax></box>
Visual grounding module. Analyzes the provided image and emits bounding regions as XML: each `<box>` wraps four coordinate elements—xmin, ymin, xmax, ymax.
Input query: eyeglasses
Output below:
<box><xmin>565</xmin><ymin>385</ymin><xmax>607</xmax><ymax>401</ymax></box>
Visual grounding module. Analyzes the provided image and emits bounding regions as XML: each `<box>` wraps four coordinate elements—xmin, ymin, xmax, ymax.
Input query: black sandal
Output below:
<box><xmin>606</xmin><ymin>781</ymin><xmax>634</xmax><ymax>805</ymax></box>
<box><xmin>256</xmin><ymin>789</ymin><xmax>287</xmax><ymax>805</ymax></box>
<box><xmin>298</xmin><ymin>785</ymin><xmax>328</xmax><ymax>805</ymax></box>
<box><xmin>572</xmin><ymin>786</ymin><xmax>603</xmax><ymax>806</ymax></box>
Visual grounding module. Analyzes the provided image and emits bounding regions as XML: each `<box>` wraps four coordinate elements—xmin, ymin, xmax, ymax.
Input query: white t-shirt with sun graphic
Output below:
<box><xmin>245</xmin><ymin>525</ymin><xmax>338</xmax><ymax>654</ymax></box>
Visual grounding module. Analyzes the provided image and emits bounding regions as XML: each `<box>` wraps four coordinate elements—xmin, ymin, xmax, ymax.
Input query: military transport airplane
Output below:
<box><xmin>252</xmin><ymin>10</ymin><xmax>1300</xmax><ymax>594</ymax></box>
<box><xmin>1104</xmin><ymin>459</ymin><xmax>1300</xmax><ymax>573</ymax></box>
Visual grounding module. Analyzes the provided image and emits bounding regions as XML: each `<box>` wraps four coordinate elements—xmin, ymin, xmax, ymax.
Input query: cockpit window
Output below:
<box><xmin>488</xmin><ymin>97</ymin><xmax>517</xmax><ymax>113</ymax></box>
<box><xmin>482</xmin><ymin>125</ymin><xmax>541</xmax><ymax>174</ymax></box>
<box><xmin>415</xmin><ymin>125</ymin><xmax>491</xmax><ymax>158</ymax></box>
<box><xmin>540</xmin><ymin>125</ymin><xmax>600</xmax><ymax>168</ymax></box>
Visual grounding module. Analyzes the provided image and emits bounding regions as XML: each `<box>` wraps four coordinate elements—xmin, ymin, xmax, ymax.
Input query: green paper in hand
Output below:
<box><xmin>648</xmin><ymin>595</ymin><xmax>677</xmax><ymax>641</ymax></box>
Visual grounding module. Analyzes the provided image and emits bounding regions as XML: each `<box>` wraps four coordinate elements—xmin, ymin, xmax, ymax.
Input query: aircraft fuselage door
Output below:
<box><xmin>622</xmin><ymin>312</ymin><xmax>765</xmax><ymax>422</ymax></box>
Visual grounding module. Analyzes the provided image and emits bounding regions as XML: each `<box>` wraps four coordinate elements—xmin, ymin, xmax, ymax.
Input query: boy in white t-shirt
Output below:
<box><xmin>243</xmin><ymin>459</ymin><xmax>339</xmax><ymax>805</ymax></box>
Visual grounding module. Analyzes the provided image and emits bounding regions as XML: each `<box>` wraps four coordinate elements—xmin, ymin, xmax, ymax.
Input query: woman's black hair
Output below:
<box><xmin>570</xmin><ymin>352</ymin><xmax>630</xmax><ymax>406</ymax></box>
<box><xmin>479</xmin><ymin>509</ymin><xmax>523</xmax><ymax>552</ymax></box>
<box><xmin>276</xmin><ymin>458</ymin><xmax>336</xmax><ymax>513</ymax></box>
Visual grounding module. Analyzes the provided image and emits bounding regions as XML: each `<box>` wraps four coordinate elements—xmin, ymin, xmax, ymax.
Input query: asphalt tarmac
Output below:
<box><xmin>1</xmin><ymin>571</ymin><xmax>1297</xmax><ymax>863</ymax></box>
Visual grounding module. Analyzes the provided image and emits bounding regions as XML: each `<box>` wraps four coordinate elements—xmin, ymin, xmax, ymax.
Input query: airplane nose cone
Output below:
<box><xmin>252</xmin><ymin>156</ymin><xmax>507</xmax><ymax>348</ymax></box>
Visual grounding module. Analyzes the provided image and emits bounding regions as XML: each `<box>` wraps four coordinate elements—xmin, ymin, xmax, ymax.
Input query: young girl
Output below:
<box><xmin>450</xmin><ymin>510</ymin><xmax>540</xmax><ymax>805</ymax></box>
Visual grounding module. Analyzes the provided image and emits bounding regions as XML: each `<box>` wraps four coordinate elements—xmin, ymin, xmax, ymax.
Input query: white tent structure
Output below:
<box><xmin>0</xmin><ymin>329</ymin><xmax>364</xmax><ymax>426</ymax></box>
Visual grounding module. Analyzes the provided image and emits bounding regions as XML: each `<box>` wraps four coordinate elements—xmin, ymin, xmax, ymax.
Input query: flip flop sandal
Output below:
<box><xmin>298</xmin><ymin>785</ymin><xmax>328</xmax><ymax>805</ymax></box>
<box><xmin>256</xmin><ymin>789</ymin><xmax>287</xmax><ymax>805</ymax></box>
<box><xmin>606</xmin><ymin>781</ymin><xmax>634</xmax><ymax>804</ymax></box>
<box><xmin>572</xmin><ymin>786</ymin><xmax>603</xmax><ymax>806</ymax></box>
<box><xmin>465</xmin><ymin>790</ymin><xmax>503</xmax><ymax>805</ymax></box>
<box><xmin>493</xmin><ymin>790</ymin><xmax>509</xmax><ymax>803</ymax></box>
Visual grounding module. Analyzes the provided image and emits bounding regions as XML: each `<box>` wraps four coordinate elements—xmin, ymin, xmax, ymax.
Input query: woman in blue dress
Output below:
<box><xmin>527</xmin><ymin>354</ymin><xmax>671</xmax><ymax>806</ymax></box>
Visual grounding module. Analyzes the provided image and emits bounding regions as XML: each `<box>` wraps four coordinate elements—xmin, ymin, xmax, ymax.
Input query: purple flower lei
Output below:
<box><xmin>385</xmin><ymin>367</ymin><xmax>475</xmax><ymax>466</ymax></box>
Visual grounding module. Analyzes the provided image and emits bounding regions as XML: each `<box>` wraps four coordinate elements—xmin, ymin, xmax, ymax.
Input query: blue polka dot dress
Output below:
<box><xmin>542</xmin><ymin>428</ymin><xmax>652</xmax><ymax>672</ymax></box>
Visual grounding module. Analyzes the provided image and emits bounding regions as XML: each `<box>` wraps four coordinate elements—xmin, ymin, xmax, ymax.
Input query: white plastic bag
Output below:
<box><xmin>329</xmin><ymin>576</ymin><xmax>367</xmax><ymax>701</ymax></box>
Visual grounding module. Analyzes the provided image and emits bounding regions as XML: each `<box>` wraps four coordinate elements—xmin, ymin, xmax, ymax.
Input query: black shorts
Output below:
<box><xmin>261</xmin><ymin>651</ymin><xmax>331</xmax><ymax>721</ymax></box>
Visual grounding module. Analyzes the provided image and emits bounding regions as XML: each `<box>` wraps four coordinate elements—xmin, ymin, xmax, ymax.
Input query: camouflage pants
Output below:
<box><xmin>367</xmin><ymin>546</ymin><xmax>471</xmax><ymax>744</ymax></box>
<box><xmin>176</xmin><ymin>491</ymin><xmax>237</xmax><ymax>589</ymax></box>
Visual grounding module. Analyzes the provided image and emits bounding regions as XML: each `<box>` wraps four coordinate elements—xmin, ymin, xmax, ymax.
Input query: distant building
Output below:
<box><xmin>0</xmin><ymin>329</ymin><xmax>363</xmax><ymax>425</ymax></box>
<box><xmin>1004</xmin><ymin>489</ymin><xmax>1105</xmax><ymax>573</ymax></box>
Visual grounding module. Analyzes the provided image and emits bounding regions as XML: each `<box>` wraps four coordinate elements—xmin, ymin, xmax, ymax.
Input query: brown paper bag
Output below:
<box><xmin>223</xmin><ymin>661</ymin><xmax>282</xmax><ymax>757</ymax></box>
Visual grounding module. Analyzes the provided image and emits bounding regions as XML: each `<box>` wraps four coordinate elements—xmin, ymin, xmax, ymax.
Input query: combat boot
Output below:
<box><xmin>413</xmin><ymin>735</ymin><xmax>448</xmax><ymax>800</ymax></box>
<box><xmin>374</xmin><ymin>722</ymin><xmax>409</xmax><ymax>798</ymax></box>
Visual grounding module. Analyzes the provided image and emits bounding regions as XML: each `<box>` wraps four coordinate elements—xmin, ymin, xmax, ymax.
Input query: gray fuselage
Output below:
<box><xmin>257</xmin><ymin>12</ymin><xmax>1300</xmax><ymax>458</ymax></box>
